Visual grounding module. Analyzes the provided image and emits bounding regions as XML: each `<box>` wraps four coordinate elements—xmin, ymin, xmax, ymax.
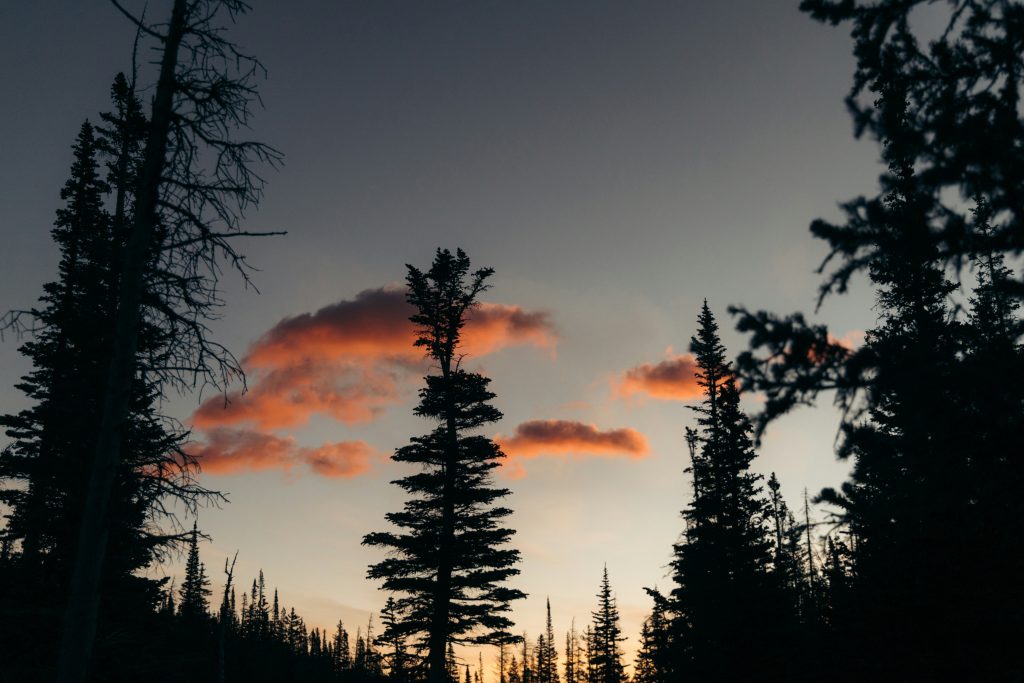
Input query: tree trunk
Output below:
<box><xmin>56</xmin><ymin>2</ymin><xmax>187</xmax><ymax>680</ymax></box>
<box><xmin>428</xmin><ymin>358</ymin><xmax>459</xmax><ymax>683</ymax></box>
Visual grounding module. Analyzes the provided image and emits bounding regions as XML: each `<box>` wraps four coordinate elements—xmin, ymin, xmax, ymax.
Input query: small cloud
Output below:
<box><xmin>300</xmin><ymin>441</ymin><xmax>376</xmax><ymax>478</ymax></box>
<box><xmin>464</xmin><ymin>303</ymin><xmax>558</xmax><ymax>356</ymax></box>
<box><xmin>192</xmin><ymin>428</ymin><xmax>375</xmax><ymax>479</ymax></box>
<box><xmin>496</xmin><ymin>419</ymin><xmax>649</xmax><ymax>478</ymax></box>
<box><xmin>613</xmin><ymin>351</ymin><xmax>701</xmax><ymax>401</ymax></box>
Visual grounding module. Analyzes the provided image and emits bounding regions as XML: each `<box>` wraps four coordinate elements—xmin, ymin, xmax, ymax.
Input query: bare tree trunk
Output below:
<box><xmin>219</xmin><ymin>552</ymin><xmax>238</xmax><ymax>683</ymax></box>
<box><xmin>56</xmin><ymin>2</ymin><xmax>187</xmax><ymax>680</ymax></box>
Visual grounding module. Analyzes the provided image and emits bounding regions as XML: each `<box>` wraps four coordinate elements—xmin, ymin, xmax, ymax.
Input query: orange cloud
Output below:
<box><xmin>193</xmin><ymin>428</ymin><xmax>374</xmax><ymax>478</ymax></box>
<box><xmin>192</xmin><ymin>360</ymin><xmax>406</xmax><ymax>430</ymax></box>
<box><xmin>463</xmin><ymin>304</ymin><xmax>557</xmax><ymax>356</ymax></box>
<box><xmin>301</xmin><ymin>441</ymin><xmax>376</xmax><ymax>478</ymax></box>
<box><xmin>245</xmin><ymin>286</ymin><xmax>416</xmax><ymax>369</ymax></box>
<box><xmin>193</xmin><ymin>287</ymin><xmax>556</xmax><ymax>432</ymax></box>
<box><xmin>496</xmin><ymin>420</ymin><xmax>649</xmax><ymax>477</ymax></box>
<box><xmin>189</xmin><ymin>285</ymin><xmax>556</xmax><ymax>479</ymax></box>
<box><xmin>614</xmin><ymin>352</ymin><xmax>702</xmax><ymax>401</ymax></box>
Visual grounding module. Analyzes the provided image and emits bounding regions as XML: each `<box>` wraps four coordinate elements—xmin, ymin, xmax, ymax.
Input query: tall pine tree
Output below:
<box><xmin>364</xmin><ymin>248</ymin><xmax>525</xmax><ymax>683</ymax></box>
<box><xmin>670</xmin><ymin>302</ymin><xmax>775</xmax><ymax>680</ymax></box>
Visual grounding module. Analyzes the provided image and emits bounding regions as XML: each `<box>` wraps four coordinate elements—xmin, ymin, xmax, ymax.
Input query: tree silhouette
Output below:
<box><xmin>670</xmin><ymin>302</ymin><xmax>776</xmax><ymax>680</ymax></box>
<box><xmin>535</xmin><ymin>598</ymin><xmax>559</xmax><ymax>683</ymax></box>
<box><xmin>0</xmin><ymin>111</ymin><xmax>216</xmax><ymax>679</ymax></box>
<box><xmin>800</xmin><ymin>0</ymin><xmax>1024</xmax><ymax>296</ymax></box>
<box><xmin>364</xmin><ymin>248</ymin><xmax>525</xmax><ymax>683</ymax></box>
<box><xmin>731</xmin><ymin>24</ymin><xmax>1024</xmax><ymax>678</ymax></box>
<box><xmin>178</xmin><ymin>523</ymin><xmax>211</xmax><ymax>621</ymax></box>
<box><xmin>56</xmin><ymin>0</ymin><xmax>280</xmax><ymax>678</ymax></box>
<box><xmin>588</xmin><ymin>567</ymin><xmax>625</xmax><ymax>683</ymax></box>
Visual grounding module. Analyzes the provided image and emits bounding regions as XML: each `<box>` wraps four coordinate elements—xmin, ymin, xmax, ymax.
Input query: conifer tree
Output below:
<box><xmin>334</xmin><ymin>620</ymin><xmax>352</xmax><ymax>671</ymax></box>
<box><xmin>56</xmin><ymin>2</ymin><xmax>280</xmax><ymax>675</ymax></box>
<box><xmin>562</xmin><ymin>627</ymin><xmax>577</xmax><ymax>683</ymax></box>
<box><xmin>507</xmin><ymin>654</ymin><xmax>522</xmax><ymax>683</ymax></box>
<box><xmin>588</xmin><ymin>567</ymin><xmax>625</xmax><ymax>683</ymax></box>
<box><xmin>732</xmin><ymin>55</ymin><xmax>1024</xmax><ymax>675</ymax></box>
<box><xmin>536</xmin><ymin>598</ymin><xmax>559</xmax><ymax>683</ymax></box>
<box><xmin>379</xmin><ymin>597</ymin><xmax>409</xmax><ymax>681</ymax></box>
<box><xmin>446</xmin><ymin>641</ymin><xmax>459</xmax><ymax>683</ymax></box>
<box><xmin>0</xmin><ymin>111</ymin><xmax>211</xmax><ymax>676</ymax></box>
<box><xmin>364</xmin><ymin>249</ymin><xmax>525</xmax><ymax>683</ymax></box>
<box><xmin>670</xmin><ymin>302</ymin><xmax>775</xmax><ymax>680</ymax></box>
<box><xmin>178</xmin><ymin>523</ymin><xmax>211</xmax><ymax>620</ymax></box>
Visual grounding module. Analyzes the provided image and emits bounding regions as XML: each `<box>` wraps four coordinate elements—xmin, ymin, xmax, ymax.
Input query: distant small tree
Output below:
<box><xmin>537</xmin><ymin>599</ymin><xmax>559</xmax><ymax>683</ymax></box>
<box><xmin>178</xmin><ymin>523</ymin><xmax>210</xmax><ymax>620</ymax></box>
<box><xmin>588</xmin><ymin>567</ymin><xmax>625</xmax><ymax>683</ymax></box>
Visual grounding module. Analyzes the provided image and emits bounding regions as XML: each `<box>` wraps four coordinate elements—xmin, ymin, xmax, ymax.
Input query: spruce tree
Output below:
<box><xmin>364</xmin><ymin>249</ymin><xmax>525</xmax><ymax>683</ymax></box>
<box><xmin>588</xmin><ymin>567</ymin><xmax>625</xmax><ymax>683</ymax></box>
<box><xmin>379</xmin><ymin>597</ymin><xmax>409</xmax><ymax>682</ymax></box>
<box><xmin>0</xmin><ymin>110</ymin><xmax>207</xmax><ymax>676</ymax></box>
<box><xmin>178</xmin><ymin>523</ymin><xmax>211</xmax><ymax>620</ymax></box>
<box><xmin>670</xmin><ymin>302</ymin><xmax>775</xmax><ymax>680</ymax></box>
<box><xmin>732</xmin><ymin>61</ymin><xmax>1023</xmax><ymax>676</ymax></box>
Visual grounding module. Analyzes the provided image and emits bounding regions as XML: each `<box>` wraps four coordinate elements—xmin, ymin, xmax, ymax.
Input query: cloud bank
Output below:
<box><xmin>190</xmin><ymin>286</ymin><xmax>556</xmax><ymax>478</ymax></box>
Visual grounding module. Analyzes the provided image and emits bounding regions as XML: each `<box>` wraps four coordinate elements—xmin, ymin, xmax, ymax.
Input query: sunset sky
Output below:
<box><xmin>0</xmin><ymin>0</ymin><xmax>918</xmax><ymax>668</ymax></box>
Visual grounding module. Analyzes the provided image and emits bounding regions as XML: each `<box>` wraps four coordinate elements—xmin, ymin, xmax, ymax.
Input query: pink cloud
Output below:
<box><xmin>496</xmin><ymin>419</ymin><xmax>649</xmax><ymax>478</ymax></box>
<box><xmin>193</xmin><ymin>287</ymin><xmax>556</xmax><ymax>432</ymax></box>
<box><xmin>193</xmin><ymin>427</ymin><xmax>374</xmax><ymax>479</ymax></box>
<box><xmin>614</xmin><ymin>352</ymin><xmax>702</xmax><ymax>401</ymax></box>
<box><xmin>189</xmin><ymin>285</ymin><xmax>556</xmax><ymax>478</ymax></box>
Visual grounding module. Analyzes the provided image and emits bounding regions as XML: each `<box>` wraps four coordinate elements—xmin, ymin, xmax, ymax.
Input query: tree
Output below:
<box><xmin>55</xmin><ymin>0</ymin><xmax>281</xmax><ymax>677</ymax></box>
<box><xmin>631</xmin><ymin>589</ymin><xmax>671</xmax><ymax>683</ymax></box>
<box><xmin>732</xmin><ymin>51</ymin><xmax>1023</xmax><ymax>675</ymax></box>
<box><xmin>0</xmin><ymin>110</ymin><xmax>215</xmax><ymax>679</ymax></box>
<box><xmin>588</xmin><ymin>567</ymin><xmax>625</xmax><ymax>683</ymax></box>
<box><xmin>378</xmin><ymin>597</ymin><xmax>410</xmax><ymax>682</ymax></box>
<box><xmin>364</xmin><ymin>248</ymin><xmax>525</xmax><ymax>683</ymax></box>
<box><xmin>334</xmin><ymin>620</ymin><xmax>352</xmax><ymax>672</ymax></box>
<box><xmin>178</xmin><ymin>523</ymin><xmax>211</xmax><ymax>620</ymax></box>
<box><xmin>536</xmin><ymin>599</ymin><xmax>559</xmax><ymax>683</ymax></box>
<box><xmin>799</xmin><ymin>0</ymin><xmax>1024</xmax><ymax>296</ymax></box>
<box><xmin>670</xmin><ymin>302</ymin><xmax>776</xmax><ymax>680</ymax></box>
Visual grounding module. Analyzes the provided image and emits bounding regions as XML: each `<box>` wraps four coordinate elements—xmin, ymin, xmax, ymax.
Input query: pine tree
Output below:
<box><xmin>446</xmin><ymin>641</ymin><xmax>459</xmax><ymax>683</ymax></box>
<box><xmin>0</xmin><ymin>110</ymin><xmax>208</xmax><ymax>675</ymax></box>
<box><xmin>364</xmin><ymin>249</ymin><xmax>525</xmax><ymax>683</ymax></box>
<box><xmin>536</xmin><ymin>598</ymin><xmax>559</xmax><ymax>683</ymax></box>
<box><xmin>334</xmin><ymin>619</ymin><xmax>352</xmax><ymax>671</ymax></box>
<box><xmin>178</xmin><ymin>523</ymin><xmax>211</xmax><ymax>620</ymax></box>
<box><xmin>732</xmin><ymin>63</ymin><xmax>1024</xmax><ymax>676</ymax></box>
<box><xmin>508</xmin><ymin>654</ymin><xmax>522</xmax><ymax>683</ymax></box>
<box><xmin>379</xmin><ymin>596</ymin><xmax>410</xmax><ymax>681</ymax></box>
<box><xmin>670</xmin><ymin>302</ymin><xmax>775</xmax><ymax>680</ymax></box>
<box><xmin>588</xmin><ymin>567</ymin><xmax>625</xmax><ymax>683</ymax></box>
<box><xmin>57</xmin><ymin>1</ymin><xmax>280</xmax><ymax>675</ymax></box>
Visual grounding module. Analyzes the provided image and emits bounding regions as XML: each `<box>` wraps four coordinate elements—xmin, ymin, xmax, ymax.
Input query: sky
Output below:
<box><xmin>0</xmin><ymin>0</ymin><xmax>898</xmax><ymax>670</ymax></box>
